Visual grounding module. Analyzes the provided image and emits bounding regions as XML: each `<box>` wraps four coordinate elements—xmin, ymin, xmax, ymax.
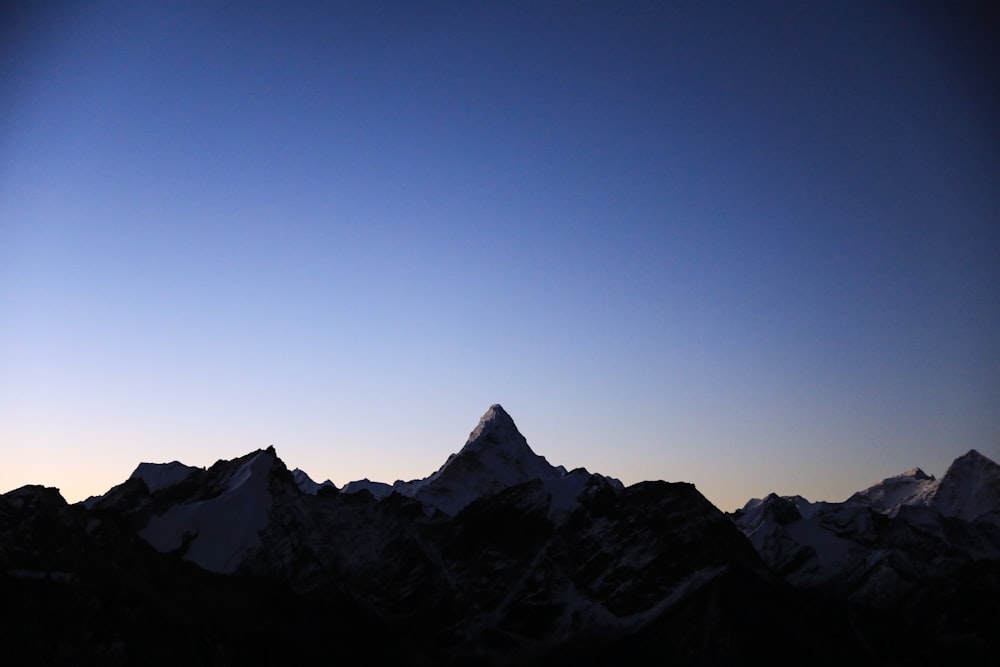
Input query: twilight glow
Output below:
<box><xmin>2</xmin><ymin>1</ymin><xmax>997</xmax><ymax>510</ymax></box>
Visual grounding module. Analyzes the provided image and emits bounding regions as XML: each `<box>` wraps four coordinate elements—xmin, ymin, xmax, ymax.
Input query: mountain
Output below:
<box><xmin>840</xmin><ymin>449</ymin><xmax>1000</xmax><ymax>524</ymax></box>
<box><xmin>337</xmin><ymin>404</ymin><xmax>620</xmax><ymax>517</ymax></box>
<box><xmin>846</xmin><ymin>466</ymin><xmax>937</xmax><ymax>516</ymax></box>
<box><xmin>3</xmin><ymin>407</ymin><xmax>998</xmax><ymax>664</ymax></box>
<box><xmin>130</xmin><ymin>460</ymin><xmax>200</xmax><ymax>493</ymax></box>
<box><xmin>927</xmin><ymin>449</ymin><xmax>1000</xmax><ymax>524</ymax></box>
<box><xmin>138</xmin><ymin>448</ymin><xmax>279</xmax><ymax>573</ymax></box>
<box><xmin>0</xmin><ymin>483</ymin><xmax>404</xmax><ymax>664</ymax></box>
<box><xmin>732</xmin><ymin>449</ymin><xmax>1000</xmax><ymax>587</ymax></box>
<box><xmin>290</xmin><ymin>467</ymin><xmax>335</xmax><ymax>495</ymax></box>
<box><xmin>731</xmin><ymin>449</ymin><xmax>1000</xmax><ymax>658</ymax></box>
<box><xmin>396</xmin><ymin>403</ymin><xmax>571</xmax><ymax>515</ymax></box>
<box><xmin>338</xmin><ymin>478</ymin><xmax>390</xmax><ymax>497</ymax></box>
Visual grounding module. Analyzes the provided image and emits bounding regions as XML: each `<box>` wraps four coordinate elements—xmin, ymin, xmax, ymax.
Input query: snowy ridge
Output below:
<box><xmin>741</xmin><ymin>450</ymin><xmax>1000</xmax><ymax>526</ymax></box>
<box><xmin>841</xmin><ymin>449</ymin><xmax>1000</xmax><ymax>523</ymax></box>
<box><xmin>139</xmin><ymin>449</ymin><xmax>277</xmax><ymax>573</ymax></box>
<box><xmin>847</xmin><ymin>466</ymin><xmax>937</xmax><ymax>517</ymax></box>
<box><xmin>927</xmin><ymin>449</ymin><xmax>1000</xmax><ymax>523</ymax></box>
<box><xmin>341</xmin><ymin>478</ymin><xmax>393</xmax><ymax>499</ymax></box>
<box><xmin>129</xmin><ymin>461</ymin><xmax>199</xmax><ymax>493</ymax></box>
<box><xmin>11</xmin><ymin>411</ymin><xmax>1000</xmax><ymax>662</ymax></box>
<box><xmin>542</xmin><ymin>468</ymin><xmax>610</xmax><ymax>519</ymax></box>
<box><xmin>124</xmin><ymin>405</ymin><xmax>629</xmax><ymax>577</ymax></box>
<box><xmin>291</xmin><ymin>468</ymin><xmax>335</xmax><ymax>495</ymax></box>
<box><xmin>410</xmin><ymin>404</ymin><xmax>565</xmax><ymax>515</ymax></box>
<box><xmin>335</xmin><ymin>404</ymin><xmax>617</xmax><ymax>517</ymax></box>
<box><xmin>732</xmin><ymin>449</ymin><xmax>1000</xmax><ymax>596</ymax></box>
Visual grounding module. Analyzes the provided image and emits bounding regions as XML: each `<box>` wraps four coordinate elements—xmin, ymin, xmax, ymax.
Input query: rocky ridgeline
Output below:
<box><xmin>3</xmin><ymin>406</ymin><xmax>998</xmax><ymax>664</ymax></box>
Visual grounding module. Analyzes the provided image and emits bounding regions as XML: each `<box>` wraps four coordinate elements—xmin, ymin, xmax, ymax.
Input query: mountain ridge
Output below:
<box><xmin>4</xmin><ymin>407</ymin><xmax>998</xmax><ymax>664</ymax></box>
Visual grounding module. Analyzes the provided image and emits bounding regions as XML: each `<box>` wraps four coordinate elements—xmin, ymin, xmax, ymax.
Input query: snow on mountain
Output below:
<box><xmin>291</xmin><ymin>468</ymin><xmax>336</xmax><ymax>495</ymax></box>
<box><xmin>333</xmin><ymin>404</ymin><xmax>618</xmax><ymax>517</ymax></box>
<box><xmin>97</xmin><ymin>404</ymin><xmax>625</xmax><ymax>579</ymax></box>
<box><xmin>8</xmin><ymin>411</ymin><xmax>1000</xmax><ymax>663</ymax></box>
<box><xmin>847</xmin><ymin>466</ymin><xmax>938</xmax><ymax>517</ymax></box>
<box><xmin>129</xmin><ymin>460</ymin><xmax>199</xmax><ymax>493</ymax></box>
<box><xmin>408</xmin><ymin>404</ymin><xmax>566</xmax><ymax>515</ymax></box>
<box><xmin>732</xmin><ymin>449</ymin><xmax>1000</xmax><ymax>599</ymax></box>
<box><xmin>139</xmin><ymin>449</ymin><xmax>278</xmax><ymax>573</ymax></box>
<box><xmin>541</xmin><ymin>467</ymin><xmax>621</xmax><ymax>519</ymax></box>
<box><xmin>840</xmin><ymin>449</ymin><xmax>1000</xmax><ymax>523</ymax></box>
<box><xmin>927</xmin><ymin>449</ymin><xmax>1000</xmax><ymax>524</ymax></box>
<box><xmin>341</xmin><ymin>478</ymin><xmax>393</xmax><ymax>499</ymax></box>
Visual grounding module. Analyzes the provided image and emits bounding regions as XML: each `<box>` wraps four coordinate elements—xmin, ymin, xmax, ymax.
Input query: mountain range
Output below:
<box><xmin>3</xmin><ymin>404</ymin><xmax>998</xmax><ymax>664</ymax></box>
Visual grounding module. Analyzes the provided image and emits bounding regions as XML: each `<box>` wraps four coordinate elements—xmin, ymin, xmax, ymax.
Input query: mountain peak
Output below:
<box><xmin>929</xmin><ymin>448</ymin><xmax>1000</xmax><ymax>523</ymax></box>
<box><xmin>130</xmin><ymin>461</ymin><xmax>199</xmax><ymax>493</ymax></box>
<box><xmin>953</xmin><ymin>449</ymin><xmax>993</xmax><ymax>468</ymax></box>
<box><xmin>847</xmin><ymin>464</ymin><xmax>939</xmax><ymax>516</ymax></box>
<box><xmin>939</xmin><ymin>449</ymin><xmax>999</xmax><ymax>486</ymax></box>
<box><xmin>408</xmin><ymin>404</ymin><xmax>563</xmax><ymax>515</ymax></box>
<box><xmin>465</xmin><ymin>404</ymin><xmax>520</xmax><ymax>448</ymax></box>
<box><xmin>485</xmin><ymin>403</ymin><xmax>509</xmax><ymax>418</ymax></box>
<box><xmin>900</xmin><ymin>467</ymin><xmax>933</xmax><ymax>481</ymax></box>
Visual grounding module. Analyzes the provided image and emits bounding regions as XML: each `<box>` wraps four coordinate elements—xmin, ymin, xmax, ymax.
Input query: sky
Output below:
<box><xmin>2</xmin><ymin>1</ymin><xmax>998</xmax><ymax>511</ymax></box>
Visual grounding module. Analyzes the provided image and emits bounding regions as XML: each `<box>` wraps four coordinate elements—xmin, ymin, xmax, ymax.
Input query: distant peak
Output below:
<box><xmin>956</xmin><ymin>449</ymin><xmax>992</xmax><ymax>465</ymax></box>
<box><xmin>944</xmin><ymin>449</ymin><xmax>999</xmax><ymax>476</ymax></box>
<box><xmin>484</xmin><ymin>403</ymin><xmax>512</xmax><ymax>422</ymax></box>
<box><xmin>410</xmin><ymin>404</ymin><xmax>562</xmax><ymax>515</ymax></box>
<box><xmin>465</xmin><ymin>404</ymin><xmax>521</xmax><ymax>447</ymax></box>
<box><xmin>900</xmin><ymin>467</ymin><xmax>934</xmax><ymax>481</ymax></box>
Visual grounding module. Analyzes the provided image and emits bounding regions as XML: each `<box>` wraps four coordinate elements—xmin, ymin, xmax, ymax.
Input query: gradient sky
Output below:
<box><xmin>2</xmin><ymin>1</ymin><xmax>998</xmax><ymax>511</ymax></box>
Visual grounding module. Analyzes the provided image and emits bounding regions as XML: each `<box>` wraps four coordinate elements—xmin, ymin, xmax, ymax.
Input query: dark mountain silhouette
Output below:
<box><xmin>3</xmin><ymin>406</ymin><xmax>998</xmax><ymax>664</ymax></box>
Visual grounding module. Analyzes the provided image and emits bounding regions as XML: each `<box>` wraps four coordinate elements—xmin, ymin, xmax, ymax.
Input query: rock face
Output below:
<box><xmin>3</xmin><ymin>408</ymin><xmax>999</xmax><ymax>664</ymax></box>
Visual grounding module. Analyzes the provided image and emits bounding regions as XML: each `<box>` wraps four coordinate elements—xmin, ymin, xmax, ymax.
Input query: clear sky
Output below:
<box><xmin>2</xmin><ymin>1</ymin><xmax>998</xmax><ymax>511</ymax></box>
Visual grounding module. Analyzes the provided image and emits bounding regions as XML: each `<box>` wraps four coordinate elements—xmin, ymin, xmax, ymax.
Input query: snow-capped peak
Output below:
<box><xmin>342</xmin><ymin>478</ymin><xmax>393</xmax><ymax>499</ymax></box>
<box><xmin>945</xmin><ymin>449</ymin><xmax>996</xmax><ymax>472</ymax></box>
<box><xmin>900</xmin><ymin>467</ymin><xmax>933</xmax><ymax>481</ymax></box>
<box><xmin>335</xmin><ymin>405</ymin><xmax>615</xmax><ymax>517</ymax></box>
<box><xmin>927</xmin><ymin>448</ymin><xmax>1000</xmax><ymax>523</ymax></box>
<box><xmin>408</xmin><ymin>404</ymin><xmax>565</xmax><ymax>515</ymax></box>
<box><xmin>292</xmin><ymin>468</ymin><xmax>336</xmax><ymax>495</ymax></box>
<box><xmin>139</xmin><ymin>448</ymin><xmax>280</xmax><ymax>573</ymax></box>
<box><xmin>463</xmin><ymin>403</ymin><xmax>522</xmax><ymax>450</ymax></box>
<box><xmin>129</xmin><ymin>461</ymin><xmax>199</xmax><ymax>493</ymax></box>
<box><xmin>847</xmin><ymin>465</ymin><xmax>938</xmax><ymax>516</ymax></box>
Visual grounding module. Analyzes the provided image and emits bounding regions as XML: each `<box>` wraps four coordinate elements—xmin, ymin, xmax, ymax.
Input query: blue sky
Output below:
<box><xmin>2</xmin><ymin>1</ymin><xmax>998</xmax><ymax>510</ymax></box>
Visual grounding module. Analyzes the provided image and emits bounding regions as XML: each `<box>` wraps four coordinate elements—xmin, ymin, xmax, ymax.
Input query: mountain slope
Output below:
<box><xmin>847</xmin><ymin>467</ymin><xmax>937</xmax><ymax>516</ymax></box>
<box><xmin>0</xmin><ymin>484</ymin><xmax>408</xmax><ymax>665</ymax></box>
<box><xmin>731</xmin><ymin>449</ymin><xmax>1000</xmax><ymax>659</ymax></box>
<box><xmin>341</xmin><ymin>404</ymin><xmax>618</xmax><ymax>517</ymax></box>
<box><xmin>407</xmin><ymin>403</ymin><xmax>566</xmax><ymax>515</ymax></box>
<box><xmin>927</xmin><ymin>449</ymin><xmax>1000</xmax><ymax>524</ymax></box>
<box><xmin>33</xmin><ymin>405</ymin><xmax>805</xmax><ymax>662</ymax></box>
<box><xmin>5</xmin><ymin>408</ymin><xmax>998</xmax><ymax>663</ymax></box>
